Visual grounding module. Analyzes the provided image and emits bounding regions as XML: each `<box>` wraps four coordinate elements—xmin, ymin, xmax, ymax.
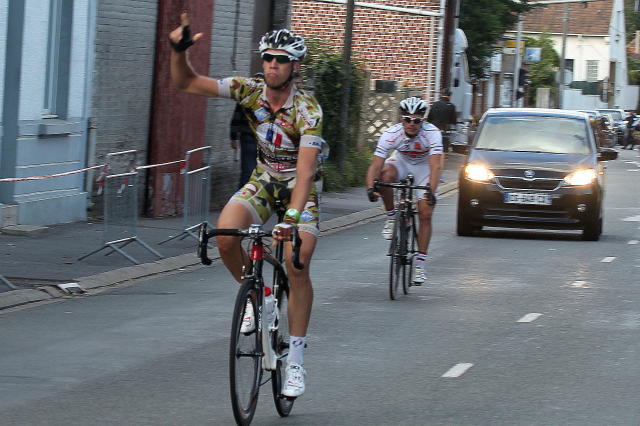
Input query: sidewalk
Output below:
<box><xmin>0</xmin><ymin>153</ymin><xmax>465</xmax><ymax>310</ymax></box>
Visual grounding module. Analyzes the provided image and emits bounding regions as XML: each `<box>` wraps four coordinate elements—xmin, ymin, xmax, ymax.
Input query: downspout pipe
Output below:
<box><xmin>434</xmin><ymin>0</ymin><xmax>446</xmax><ymax>98</ymax></box>
<box><xmin>82</xmin><ymin>0</ymin><xmax>98</xmax><ymax>199</ymax></box>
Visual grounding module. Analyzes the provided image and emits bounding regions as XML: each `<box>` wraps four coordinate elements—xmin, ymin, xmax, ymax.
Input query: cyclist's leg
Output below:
<box><xmin>379</xmin><ymin>157</ymin><xmax>401</xmax><ymax>211</ymax></box>
<box><xmin>215</xmin><ymin>203</ymin><xmax>254</xmax><ymax>283</ymax></box>
<box><xmin>218</xmin><ymin>170</ymin><xmax>275</xmax><ymax>282</ymax></box>
<box><xmin>416</xmin><ymin>198</ymin><xmax>435</xmax><ymax>253</ymax></box>
<box><xmin>284</xmin><ymin>230</ymin><xmax>317</xmax><ymax>337</ymax></box>
<box><xmin>283</xmin><ymin>189</ymin><xmax>320</xmax><ymax>338</ymax></box>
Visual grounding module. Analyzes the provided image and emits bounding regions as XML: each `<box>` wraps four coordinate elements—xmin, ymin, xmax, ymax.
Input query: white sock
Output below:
<box><xmin>288</xmin><ymin>336</ymin><xmax>306</xmax><ymax>366</ymax></box>
<box><xmin>415</xmin><ymin>252</ymin><xmax>427</xmax><ymax>267</ymax></box>
<box><xmin>385</xmin><ymin>209</ymin><xmax>396</xmax><ymax>218</ymax></box>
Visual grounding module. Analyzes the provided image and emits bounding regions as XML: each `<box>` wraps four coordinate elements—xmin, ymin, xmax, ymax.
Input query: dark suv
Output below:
<box><xmin>453</xmin><ymin>108</ymin><xmax>618</xmax><ymax>241</ymax></box>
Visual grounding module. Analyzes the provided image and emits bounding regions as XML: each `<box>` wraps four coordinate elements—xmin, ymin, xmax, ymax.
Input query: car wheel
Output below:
<box><xmin>457</xmin><ymin>207</ymin><xmax>477</xmax><ymax>236</ymax></box>
<box><xmin>582</xmin><ymin>215</ymin><xmax>602</xmax><ymax>241</ymax></box>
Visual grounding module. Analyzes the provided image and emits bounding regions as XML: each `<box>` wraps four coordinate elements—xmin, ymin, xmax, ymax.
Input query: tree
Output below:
<box><xmin>525</xmin><ymin>33</ymin><xmax>560</xmax><ymax>103</ymax></box>
<box><xmin>460</xmin><ymin>0</ymin><xmax>533</xmax><ymax>80</ymax></box>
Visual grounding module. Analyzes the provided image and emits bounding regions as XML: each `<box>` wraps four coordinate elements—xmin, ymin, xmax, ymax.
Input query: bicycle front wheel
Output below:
<box><xmin>404</xmin><ymin>212</ymin><xmax>417</xmax><ymax>294</ymax></box>
<box><xmin>229</xmin><ymin>279</ymin><xmax>262</xmax><ymax>426</ymax></box>
<box><xmin>388</xmin><ymin>216</ymin><xmax>403</xmax><ymax>300</ymax></box>
<box><xmin>271</xmin><ymin>277</ymin><xmax>295</xmax><ymax>417</ymax></box>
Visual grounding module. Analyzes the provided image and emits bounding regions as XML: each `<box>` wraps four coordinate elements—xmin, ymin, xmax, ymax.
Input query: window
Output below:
<box><xmin>43</xmin><ymin>0</ymin><xmax>73</xmax><ymax>118</ymax></box>
<box><xmin>586</xmin><ymin>60</ymin><xmax>599</xmax><ymax>82</ymax></box>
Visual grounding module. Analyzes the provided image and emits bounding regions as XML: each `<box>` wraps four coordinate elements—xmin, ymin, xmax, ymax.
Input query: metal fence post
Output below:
<box><xmin>159</xmin><ymin>146</ymin><xmax>212</xmax><ymax>245</ymax></box>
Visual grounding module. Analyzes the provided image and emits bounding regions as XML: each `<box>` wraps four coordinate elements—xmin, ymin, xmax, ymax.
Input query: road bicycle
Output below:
<box><xmin>375</xmin><ymin>175</ymin><xmax>432</xmax><ymax>300</ymax></box>
<box><xmin>198</xmin><ymin>207</ymin><xmax>303</xmax><ymax>426</ymax></box>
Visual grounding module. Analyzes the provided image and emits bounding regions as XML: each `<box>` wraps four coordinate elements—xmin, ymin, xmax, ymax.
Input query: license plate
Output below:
<box><xmin>504</xmin><ymin>192</ymin><xmax>552</xmax><ymax>205</ymax></box>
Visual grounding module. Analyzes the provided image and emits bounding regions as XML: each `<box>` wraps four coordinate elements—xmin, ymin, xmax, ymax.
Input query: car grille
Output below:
<box><xmin>495</xmin><ymin>176</ymin><xmax>562</xmax><ymax>191</ymax></box>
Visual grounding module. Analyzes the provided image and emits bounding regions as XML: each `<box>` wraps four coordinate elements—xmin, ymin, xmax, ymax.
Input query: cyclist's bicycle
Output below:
<box><xmin>198</xmin><ymin>207</ymin><xmax>304</xmax><ymax>426</ymax></box>
<box><xmin>375</xmin><ymin>175</ymin><xmax>432</xmax><ymax>300</ymax></box>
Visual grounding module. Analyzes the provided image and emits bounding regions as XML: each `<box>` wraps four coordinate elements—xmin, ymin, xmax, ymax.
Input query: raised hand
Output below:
<box><xmin>168</xmin><ymin>13</ymin><xmax>203</xmax><ymax>52</ymax></box>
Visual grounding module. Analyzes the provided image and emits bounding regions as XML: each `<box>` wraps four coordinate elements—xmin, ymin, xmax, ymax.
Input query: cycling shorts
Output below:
<box><xmin>228</xmin><ymin>165</ymin><xmax>320</xmax><ymax>237</ymax></box>
<box><xmin>385</xmin><ymin>152</ymin><xmax>438</xmax><ymax>201</ymax></box>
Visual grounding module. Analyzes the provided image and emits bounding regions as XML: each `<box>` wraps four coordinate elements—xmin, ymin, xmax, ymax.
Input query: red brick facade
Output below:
<box><xmin>290</xmin><ymin>0</ymin><xmax>442</xmax><ymax>100</ymax></box>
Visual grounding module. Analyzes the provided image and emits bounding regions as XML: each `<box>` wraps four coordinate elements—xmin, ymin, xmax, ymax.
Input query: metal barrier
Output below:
<box><xmin>159</xmin><ymin>146</ymin><xmax>212</xmax><ymax>245</ymax></box>
<box><xmin>0</xmin><ymin>275</ymin><xmax>17</xmax><ymax>290</ymax></box>
<box><xmin>79</xmin><ymin>151</ymin><xmax>163</xmax><ymax>264</ymax></box>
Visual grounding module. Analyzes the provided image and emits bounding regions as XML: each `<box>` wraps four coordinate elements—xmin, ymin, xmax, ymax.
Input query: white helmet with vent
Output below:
<box><xmin>259</xmin><ymin>29</ymin><xmax>307</xmax><ymax>61</ymax></box>
<box><xmin>399</xmin><ymin>97</ymin><xmax>428</xmax><ymax>115</ymax></box>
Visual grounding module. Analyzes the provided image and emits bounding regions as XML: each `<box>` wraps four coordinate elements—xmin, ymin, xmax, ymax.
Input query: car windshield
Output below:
<box><xmin>475</xmin><ymin>115</ymin><xmax>592</xmax><ymax>154</ymax></box>
<box><xmin>598</xmin><ymin>110</ymin><xmax>623</xmax><ymax>120</ymax></box>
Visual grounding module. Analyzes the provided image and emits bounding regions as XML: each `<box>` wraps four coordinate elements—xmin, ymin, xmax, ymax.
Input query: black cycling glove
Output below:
<box><xmin>170</xmin><ymin>25</ymin><xmax>194</xmax><ymax>52</ymax></box>
<box><xmin>367</xmin><ymin>187</ymin><xmax>378</xmax><ymax>202</ymax></box>
<box><xmin>426</xmin><ymin>191</ymin><xmax>437</xmax><ymax>206</ymax></box>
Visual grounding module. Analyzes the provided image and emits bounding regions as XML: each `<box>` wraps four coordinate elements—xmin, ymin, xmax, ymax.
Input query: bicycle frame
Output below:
<box><xmin>374</xmin><ymin>175</ymin><xmax>432</xmax><ymax>299</ymax></box>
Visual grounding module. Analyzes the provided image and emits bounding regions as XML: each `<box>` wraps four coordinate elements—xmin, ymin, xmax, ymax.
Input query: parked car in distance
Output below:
<box><xmin>596</xmin><ymin>108</ymin><xmax>627</xmax><ymax>144</ymax></box>
<box><xmin>452</xmin><ymin>108</ymin><xmax>618</xmax><ymax>241</ymax></box>
<box><xmin>577</xmin><ymin>110</ymin><xmax>616</xmax><ymax>147</ymax></box>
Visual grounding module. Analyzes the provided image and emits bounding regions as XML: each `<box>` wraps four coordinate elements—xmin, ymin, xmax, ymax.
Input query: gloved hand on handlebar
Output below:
<box><xmin>426</xmin><ymin>191</ymin><xmax>437</xmax><ymax>206</ymax></box>
<box><xmin>367</xmin><ymin>187</ymin><xmax>379</xmax><ymax>202</ymax></box>
<box><xmin>272</xmin><ymin>223</ymin><xmax>294</xmax><ymax>242</ymax></box>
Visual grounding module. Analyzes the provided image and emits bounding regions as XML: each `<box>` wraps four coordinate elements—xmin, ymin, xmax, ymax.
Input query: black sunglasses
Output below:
<box><xmin>402</xmin><ymin>116</ymin><xmax>424</xmax><ymax>124</ymax></box>
<box><xmin>261</xmin><ymin>52</ymin><xmax>295</xmax><ymax>64</ymax></box>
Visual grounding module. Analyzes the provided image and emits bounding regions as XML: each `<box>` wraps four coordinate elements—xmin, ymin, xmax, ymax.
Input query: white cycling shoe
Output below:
<box><xmin>282</xmin><ymin>362</ymin><xmax>306</xmax><ymax>397</ymax></box>
<box><xmin>413</xmin><ymin>265</ymin><xmax>427</xmax><ymax>286</ymax></box>
<box><xmin>382</xmin><ymin>219</ymin><xmax>395</xmax><ymax>240</ymax></box>
<box><xmin>240</xmin><ymin>300</ymin><xmax>255</xmax><ymax>334</ymax></box>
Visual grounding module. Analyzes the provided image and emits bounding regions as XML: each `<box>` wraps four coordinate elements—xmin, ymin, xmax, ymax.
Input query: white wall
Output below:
<box><xmin>0</xmin><ymin>1</ymin><xmax>7</xmax><ymax>119</ymax></box>
<box><xmin>563</xmin><ymin>88</ymin><xmax>606</xmax><ymax>110</ymax></box>
<box><xmin>68</xmin><ymin>0</ymin><xmax>89</xmax><ymax>118</ymax></box>
<box><xmin>546</xmin><ymin>34</ymin><xmax>609</xmax><ymax>82</ymax></box>
<box><xmin>18</xmin><ymin>0</ymin><xmax>50</xmax><ymax>120</ymax></box>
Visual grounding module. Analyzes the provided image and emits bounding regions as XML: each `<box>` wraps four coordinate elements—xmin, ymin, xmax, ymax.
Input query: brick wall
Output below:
<box><xmin>291</xmin><ymin>0</ymin><xmax>441</xmax><ymax>100</ymax></box>
<box><xmin>92</xmin><ymin>0</ymin><xmax>158</xmax><ymax>166</ymax></box>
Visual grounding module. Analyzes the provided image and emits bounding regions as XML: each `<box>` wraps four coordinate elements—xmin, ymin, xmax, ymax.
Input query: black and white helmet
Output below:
<box><xmin>259</xmin><ymin>29</ymin><xmax>307</xmax><ymax>61</ymax></box>
<box><xmin>399</xmin><ymin>97</ymin><xmax>428</xmax><ymax>115</ymax></box>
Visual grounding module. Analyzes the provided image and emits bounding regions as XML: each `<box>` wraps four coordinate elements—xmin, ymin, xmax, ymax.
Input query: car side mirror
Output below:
<box><xmin>451</xmin><ymin>143</ymin><xmax>469</xmax><ymax>155</ymax></box>
<box><xmin>598</xmin><ymin>147</ymin><xmax>618</xmax><ymax>161</ymax></box>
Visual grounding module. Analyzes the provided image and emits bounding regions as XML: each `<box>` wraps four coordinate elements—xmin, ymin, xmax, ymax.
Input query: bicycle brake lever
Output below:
<box><xmin>197</xmin><ymin>223</ymin><xmax>212</xmax><ymax>265</ymax></box>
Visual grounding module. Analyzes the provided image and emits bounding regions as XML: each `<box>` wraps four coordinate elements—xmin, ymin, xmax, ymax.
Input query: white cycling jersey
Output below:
<box><xmin>374</xmin><ymin>122</ymin><xmax>443</xmax><ymax>165</ymax></box>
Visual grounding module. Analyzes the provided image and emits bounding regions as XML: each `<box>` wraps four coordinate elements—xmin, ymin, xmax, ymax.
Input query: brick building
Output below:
<box><xmin>290</xmin><ymin>0</ymin><xmax>445</xmax><ymax>101</ymax></box>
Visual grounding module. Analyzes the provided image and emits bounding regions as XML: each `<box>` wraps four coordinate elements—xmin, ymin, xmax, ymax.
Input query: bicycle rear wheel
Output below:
<box><xmin>271</xmin><ymin>276</ymin><xmax>295</xmax><ymax>416</ymax></box>
<box><xmin>388</xmin><ymin>216</ymin><xmax>403</xmax><ymax>300</ymax></box>
<box><xmin>229</xmin><ymin>279</ymin><xmax>262</xmax><ymax>426</ymax></box>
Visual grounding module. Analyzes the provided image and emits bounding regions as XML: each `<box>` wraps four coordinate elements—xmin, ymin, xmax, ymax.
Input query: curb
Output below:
<box><xmin>0</xmin><ymin>181</ymin><xmax>457</xmax><ymax>311</ymax></box>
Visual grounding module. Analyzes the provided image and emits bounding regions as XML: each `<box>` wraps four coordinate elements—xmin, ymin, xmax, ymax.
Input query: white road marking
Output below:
<box><xmin>571</xmin><ymin>281</ymin><xmax>591</xmax><ymax>288</ymax></box>
<box><xmin>623</xmin><ymin>215</ymin><xmax>640</xmax><ymax>222</ymax></box>
<box><xmin>626</xmin><ymin>169</ymin><xmax>639</xmax><ymax>172</ymax></box>
<box><xmin>601</xmin><ymin>257</ymin><xmax>616</xmax><ymax>263</ymax></box>
<box><xmin>442</xmin><ymin>363</ymin><xmax>474</xmax><ymax>378</ymax></box>
<box><xmin>517</xmin><ymin>313</ymin><xmax>542</xmax><ymax>323</ymax></box>
<box><xmin>629</xmin><ymin>240</ymin><xmax>639</xmax><ymax>245</ymax></box>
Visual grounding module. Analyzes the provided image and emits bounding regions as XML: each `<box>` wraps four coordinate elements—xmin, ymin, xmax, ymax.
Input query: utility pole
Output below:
<box><xmin>511</xmin><ymin>15</ymin><xmax>523</xmax><ymax>107</ymax></box>
<box><xmin>557</xmin><ymin>3</ymin><xmax>569</xmax><ymax>108</ymax></box>
<box><xmin>338</xmin><ymin>0</ymin><xmax>356</xmax><ymax>175</ymax></box>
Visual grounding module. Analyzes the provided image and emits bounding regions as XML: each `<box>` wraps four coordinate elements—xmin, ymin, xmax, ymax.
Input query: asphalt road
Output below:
<box><xmin>1</xmin><ymin>150</ymin><xmax>639</xmax><ymax>425</ymax></box>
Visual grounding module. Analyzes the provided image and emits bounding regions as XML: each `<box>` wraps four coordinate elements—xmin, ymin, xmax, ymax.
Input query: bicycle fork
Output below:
<box><xmin>250</xmin><ymin>242</ymin><xmax>278</xmax><ymax>372</ymax></box>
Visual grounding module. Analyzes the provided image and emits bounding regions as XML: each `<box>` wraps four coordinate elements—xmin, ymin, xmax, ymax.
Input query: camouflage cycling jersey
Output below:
<box><xmin>217</xmin><ymin>76</ymin><xmax>324</xmax><ymax>176</ymax></box>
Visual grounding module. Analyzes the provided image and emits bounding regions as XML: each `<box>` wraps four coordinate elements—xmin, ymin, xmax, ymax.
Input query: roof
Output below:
<box><xmin>485</xmin><ymin>108</ymin><xmax>589</xmax><ymax>119</ymax></box>
<box><xmin>520</xmin><ymin>0</ymin><xmax>613</xmax><ymax>36</ymax></box>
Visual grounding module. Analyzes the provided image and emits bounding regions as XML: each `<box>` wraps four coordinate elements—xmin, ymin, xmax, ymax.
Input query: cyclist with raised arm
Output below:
<box><xmin>169</xmin><ymin>14</ymin><xmax>323</xmax><ymax>398</ymax></box>
<box><xmin>366</xmin><ymin>97</ymin><xmax>443</xmax><ymax>285</ymax></box>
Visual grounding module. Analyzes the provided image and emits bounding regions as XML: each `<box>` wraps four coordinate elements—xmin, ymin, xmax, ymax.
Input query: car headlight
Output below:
<box><xmin>464</xmin><ymin>163</ymin><xmax>495</xmax><ymax>182</ymax></box>
<box><xmin>564</xmin><ymin>169</ymin><xmax>597</xmax><ymax>186</ymax></box>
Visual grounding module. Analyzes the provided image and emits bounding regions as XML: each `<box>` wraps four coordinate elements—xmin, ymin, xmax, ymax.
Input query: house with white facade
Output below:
<box><xmin>512</xmin><ymin>0</ymin><xmax>638</xmax><ymax>110</ymax></box>
<box><xmin>0</xmin><ymin>0</ymin><xmax>95</xmax><ymax>227</ymax></box>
